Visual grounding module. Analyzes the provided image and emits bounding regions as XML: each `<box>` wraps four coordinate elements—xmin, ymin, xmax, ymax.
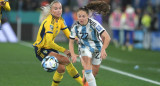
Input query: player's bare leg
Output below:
<box><xmin>92</xmin><ymin>65</ymin><xmax>100</xmax><ymax>77</ymax></box>
<box><xmin>81</xmin><ymin>56</ymin><xmax>97</xmax><ymax>86</ymax></box>
<box><xmin>48</xmin><ymin>52</ymin><xmax>70</xmax><ymax>65</ymax></box>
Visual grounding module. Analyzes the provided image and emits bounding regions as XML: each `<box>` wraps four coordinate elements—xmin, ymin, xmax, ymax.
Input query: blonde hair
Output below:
<box><xmin>40</xmin><ymin>1</ymin><xmax>60</xmax><ymax>22</ymax></box>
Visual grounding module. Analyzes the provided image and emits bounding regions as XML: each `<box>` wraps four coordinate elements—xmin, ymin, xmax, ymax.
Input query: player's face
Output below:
<box><xmin>51</xmin><ymin>2</ymin><xmax>62</xmax><ymax>18</ymax></box>
<box><xmin>77</xmin><ymin>10</ymin><xmax>89</xmax><ymax>25</ymax></box>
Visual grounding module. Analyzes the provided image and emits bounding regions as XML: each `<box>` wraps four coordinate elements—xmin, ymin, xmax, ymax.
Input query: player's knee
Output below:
<box><xmin>57</xmin><ymin>65</ymin><xmax>65</xmax><ymax>73</ymax></box>
<box><xmin>63</xmin><ymin>57</ymin><xmax>70</xmax><ymax>65</ymax></box>
<box><xmin>93</xmin><ymin>71</ymin><xmax>98</xmax><ymax>77</ymax></box>
<box><xmin>60</xmin><ymin>68</ymin><xmax>65</xmax><ymax>73</ymax></box>
<box><xmin>66</xmin><ymin>60</ymin><xmax>70</xmax><ymax>65</ymax></box>
<box><xmin>83</xmin><ymin>64</ymin><xmax>92</xmax><ymax>70</ymax></box>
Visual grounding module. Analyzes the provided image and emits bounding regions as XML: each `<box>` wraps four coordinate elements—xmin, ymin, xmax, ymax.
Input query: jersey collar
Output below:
<box><xmin>51</xmin><ymin>14</ymin><xmax>60</xmax><ymax>22</ymax></box>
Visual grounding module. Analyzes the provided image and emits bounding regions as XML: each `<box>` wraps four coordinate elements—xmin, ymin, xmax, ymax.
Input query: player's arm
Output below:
<box><xmin>62</xmin><ymin>28</ymin><xmax>80</xmax><ymax>41</ymax></box>
<box><xmin>69</xmin><ymin>25</ymin><xmax>78</xmax><ymax>63</ymax></box>
<box><xmin>69</xmin><ymin>38</ymin><xmax>79</xmax><ymax>63</ymax></box>
<box><xmin>69</xmin><ymin>38</ymin><xmax>78</xmax><ymax>63</ymax></box>
<box><xmin>100</xmin><ymin>30</ymin><xmax>111</xmax><ymax>59</ymax></box>
<box><xmin>46</xmin><ymin>34</ymin><xmax>71</xmax><ymax>56</ymax></box>
<box><xmin>100</xmin><ymin>31</ymin><xmax>111</xmax><ymax>51</ymax></box>
<box><xmin>61</xmin><ymin>18</ymin><xmax>71</xmax><ymax>39</ymax></box>
<box><xmin>46</xmin><ymin>33</ymin><xmax>66</xmax><ymax>53</ymax></box>
<box><xmin>0</xmin><ymin>1</ymin><xmax>11</xmax><ymax>11</ymax></box>
<box><xmin>44</xmin><ymin>21</ymin><xmax>66</xmax><ymax>53</ymax></box>
<box><xmin>94</xmin><ymin>20</ymin><xmax>111</xmax><ymax>59</ymax></box>
<box><xmin>62</xmin><ymin>27</ymin><xmax>79</xmax><ymax>41</ymax></box>
<box><xmin>62</xmin><ymin>28</ymin><xmax>70</xmax><ymax>39</ymax></box>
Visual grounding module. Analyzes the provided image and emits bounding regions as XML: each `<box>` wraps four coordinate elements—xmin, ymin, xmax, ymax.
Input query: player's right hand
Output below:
<box><xmin>71</xmin><ymin>54</ymin><xmax>78</xmax><ymax>63</ymax></box>
<box><xmin>100</xmin><ymin>48</ymin><xmax>107</xmax><ymax>59</ymax></box>
<box><xmin>64</xmin><ymin>50</ymin><xmax>71</xmax><ymax>57</ymax></box>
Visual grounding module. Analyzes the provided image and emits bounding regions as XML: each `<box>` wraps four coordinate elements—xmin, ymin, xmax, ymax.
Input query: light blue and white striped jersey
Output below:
<box><xmin>70</xmin><ymin>18</ymin><xmax>106</xmax><ymax>53</ymax></box>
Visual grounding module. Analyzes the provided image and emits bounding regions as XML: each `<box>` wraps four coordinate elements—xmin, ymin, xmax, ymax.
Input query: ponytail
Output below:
<box><xmin>40</xmin><ymin>0</ymin><xmax>60</xmax><ymax>22</ymax></box>
<box><xmin>78</xmin><ymin>1</ymin><xmax>110</xmax><ymax>15</ymax></box>
<box><xmin>40</xmin><ymin>5</ymin><xmax>51</xmax><ymax>22</ymax></box>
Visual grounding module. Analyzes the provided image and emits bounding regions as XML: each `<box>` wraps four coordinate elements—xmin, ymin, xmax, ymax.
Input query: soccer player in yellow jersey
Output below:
<box><xmin>0</xmin><ymin>0</ymin><xmax>10</xmax><ymax>29</ymax></box>
<box><xmin>33</xmin><ymin>1</ymin><xmax>83</xmax><ymax>86</ymax></box>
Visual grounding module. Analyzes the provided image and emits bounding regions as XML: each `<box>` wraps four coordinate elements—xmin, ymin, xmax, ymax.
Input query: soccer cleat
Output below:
<box><xmin>82</xmin><ymin>70</ymin><xmax>89</xmax><ymax>86</ymax></box>
<box><xmin>84</xmin><ymin>82</ymin><xmax>89</xmax><ymax>86</ymax></box>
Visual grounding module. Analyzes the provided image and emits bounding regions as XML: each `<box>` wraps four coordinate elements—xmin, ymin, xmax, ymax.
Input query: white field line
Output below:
<box><xmin>107</xmin><ymin>56</ymin><xmax>160</xmax><ymax>65</ymax></box>
<box><xmin>19</xmin><ymin>41</ymin><xmax>160</xmax><ymax>85</ymax></box>
<box><xmin>100</xmin><ymin>65</ymin><xmax>160</xmax><ymax>85</ymax></box>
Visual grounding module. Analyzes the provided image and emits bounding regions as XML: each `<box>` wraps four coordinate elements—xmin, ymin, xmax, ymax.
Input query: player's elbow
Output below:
<box><xmin>6</xmin><ymin>8</ymin><xmax>11</xmax><ymax>11</ymax></box>
<box><xmin>49</xmin><ymin>42</ymin><xmax>54</xmax><ymax>48</ymax></box>
<box><xmin>106</xmin><ymin>36</ymin><xmax>111</xmax><ymax>44</ymax></box>
<box><xmin>8</xmin><ymin>8</ymin><xmax>11</xmax><ymax>11</ymax></box>
<box><xmin>107</xmin><ymin>35</ymin><xmax>111</xmax><ymax>43</ymax></box>
<box><xmin>102</xmin><ymin>31</ymin><xmax>111</xmax><ymax>43</ymax></box>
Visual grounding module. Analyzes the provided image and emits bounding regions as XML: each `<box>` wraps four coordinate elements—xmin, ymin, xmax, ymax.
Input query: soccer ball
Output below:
<box><xmin>41</xmin><ymin>56</ymin><xmax>59</xmax><ymax>72</ymax></box>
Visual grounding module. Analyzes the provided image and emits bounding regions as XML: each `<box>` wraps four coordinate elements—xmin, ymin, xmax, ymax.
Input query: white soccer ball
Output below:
<box><xmin>41</xmin><ymin>56</ymin><xmax>59</xmax><ymax>72</ymax></box>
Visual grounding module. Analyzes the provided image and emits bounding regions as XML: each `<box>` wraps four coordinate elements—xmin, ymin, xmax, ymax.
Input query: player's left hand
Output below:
<box><xmin>100</xmin><ymin>48</ymin><xmax>107</xmax><ymax>59</ymax></box>
<box><xmin>0</xmin><ymin>1</ymin><xmax>6</xmax><ymax>6</ymax></box>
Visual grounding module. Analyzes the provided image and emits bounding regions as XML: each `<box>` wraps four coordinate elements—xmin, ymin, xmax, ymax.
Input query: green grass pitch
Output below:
<box><xmin>0</xmin><ymin>42</ymin><xmax>160</xmax><ymax>86</ymax></box>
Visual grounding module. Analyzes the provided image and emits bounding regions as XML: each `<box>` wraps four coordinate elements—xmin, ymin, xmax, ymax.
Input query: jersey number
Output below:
<box><xmin>79</xmin><ymin>33</ymin><xmax>88</xmax><ymax>39</ymax></box>
<box><xmin>95</xmin><ymin>52</ymin><xmax>100</xmax><ymax>59</ymax></box>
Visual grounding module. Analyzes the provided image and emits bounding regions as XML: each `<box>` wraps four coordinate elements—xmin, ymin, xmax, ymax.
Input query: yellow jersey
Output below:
<box><xmin>33</xmin><ymin>14</ymin><xmax>70</xmax><ymax>53</ymax></box>
<box><xmin>0</xmin><ymin>0</ymin><xmax>11</xmax><ymax>23</ymax></box>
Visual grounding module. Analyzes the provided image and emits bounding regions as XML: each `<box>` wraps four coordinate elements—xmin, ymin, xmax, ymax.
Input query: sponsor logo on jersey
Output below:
<box><xmin>50</xmin><ymin>25</ymin><xmax>53</xmax><ymax>31</ymax></box>
<box><xmin>96</xmin><ymin>25</ymin><xmax>102</xmax><ymax>32</ymax></box>
<box><xmin>43</xmin><ymin>50</ymin><xmax>48</xmax><ymax>54</ymax></box>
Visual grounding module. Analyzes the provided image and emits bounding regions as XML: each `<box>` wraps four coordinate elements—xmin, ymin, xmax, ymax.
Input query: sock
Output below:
<box><xmin>84</xmin><ymin>70</ymin><xmax>97</xmax><ymax>86</ymax></box>
<box><xmin>51</xmin><ymin>71</ymin><xmax>64</xmax><ymax>86</ymax></box>
<box><xmin>66</xmin><ymin>63</ymin><xmax>83</xmax><ymax>86</ymax></box>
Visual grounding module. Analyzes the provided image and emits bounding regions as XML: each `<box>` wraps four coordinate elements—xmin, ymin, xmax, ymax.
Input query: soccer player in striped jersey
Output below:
<box><xmin>0</xmin><ymin>0</ymin><xmax>10</xmax><ymax>29</ymax></box>
<box><xmin>69</xmin><ymin>1</ymin><xmax>111</xmax><ymax>86</ymax></box>
<box><xmin>33</xmin><ymin>1</ymin><xmax>83</xmax><ymax>86</ymax></box>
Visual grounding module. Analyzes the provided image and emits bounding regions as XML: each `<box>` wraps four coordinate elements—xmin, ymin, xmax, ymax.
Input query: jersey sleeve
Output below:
<box><xmin>46</xmin><ymin>33</ymin><xmax>66</xmax><ymax>52</ymax></box>
<box><xmin>3</xmin><ymin>2</ymin><xmax>11</xmax><ymax>11</ymax></box>
<box><xmin>44</xmin><ymin>21</ymin><xmax>54</xmax><ymax>34</ymax></box>
<box><xmin>62</xmin><ymin>28</ymin><xmax>70</xmax><ymax>39</ymax></box>
<box><xmin>61</xmin><ymin>19</ymin><xmax>67</xmax><ymax>30</ymax></box>
<box><xmin>69</xmin><ymin>25</ymin><xmax>76</xmax><ymax>39</ymax></box>
<box><xmin>94</xmin><ymin>20</ymin><xmax>105</xmax><ymax>35</ymax></box>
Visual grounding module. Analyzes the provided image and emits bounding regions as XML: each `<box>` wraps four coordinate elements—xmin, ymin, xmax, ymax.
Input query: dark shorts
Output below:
<box><xmin>34</xmin><ymin>46</ymin><xmax>59</xmax><ymax>61</ymax></box>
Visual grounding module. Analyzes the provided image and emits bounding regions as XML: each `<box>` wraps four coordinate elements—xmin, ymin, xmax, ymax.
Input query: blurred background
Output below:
<box><xmin>1</xmin><ymin>0</ymin><xmax>160</xmax><ymax>51</ymax></box>
<box><xmin>0</xmin><ymin>0</ymin><xmax>160</xmax><ymax>86</ymax></box>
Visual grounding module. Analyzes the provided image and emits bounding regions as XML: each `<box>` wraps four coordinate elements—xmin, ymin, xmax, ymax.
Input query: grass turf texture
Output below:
<box><xmin>0</xmin><ymin>42</ymin><xmax>160</xmax><ymax>86</ymax></box>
